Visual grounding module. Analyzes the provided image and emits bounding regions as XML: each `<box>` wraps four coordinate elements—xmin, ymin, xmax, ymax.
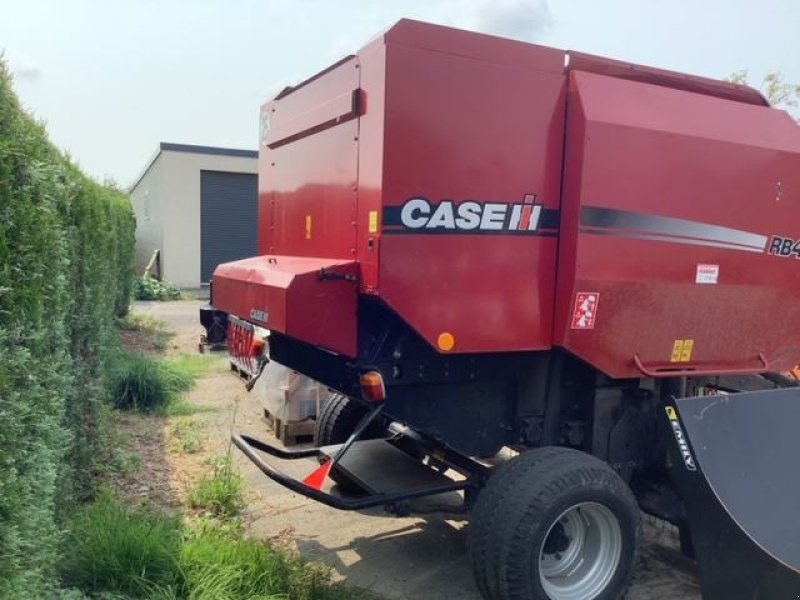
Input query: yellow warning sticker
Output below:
<box><xmin>368</xmin><ymin>210</ymin><xmax>379</xmax><ymax>233</ymax></box>
<box><xmin>665</xmin><ymin>406</ymin><xmax>678</xmax><ymax>421</ymax></box>
<box><xmin>670</xmin><ymin>340</ymin><xmax>684</xmax><ymax>363</ymax></box>
<box><xmin>305</xmin><ymin>215</ymin><xmax>312</xmax><ymax>240</ymax></box>
<box><xmin>670</xmin><ymin>339</ymin><xmax>695</xmax><ymax>363</ymax></box>
<box><xmin>680</xmin><ymin>339</ymin><xmax>694</xmax><ymax>362</ymax></box>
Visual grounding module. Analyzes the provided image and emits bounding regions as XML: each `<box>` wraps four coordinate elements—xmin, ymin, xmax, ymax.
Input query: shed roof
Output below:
<box><xmin>129</xmin><ymin>142</ymin><xmax>258</xmax><ymax>192</ymax></box>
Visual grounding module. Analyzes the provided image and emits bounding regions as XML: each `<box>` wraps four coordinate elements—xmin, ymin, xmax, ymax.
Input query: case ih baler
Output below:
<box><xmin>204</xmin><ymin>19</ymin><xmax>800</xmax><ymax>600</ymax></box>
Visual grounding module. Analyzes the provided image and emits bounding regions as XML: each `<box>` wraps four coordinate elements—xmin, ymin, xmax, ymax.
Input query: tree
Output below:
<box><xmin>728</xmin><ymin>69</ymin><xmax>800</xmax><ymax>118</ymax></box>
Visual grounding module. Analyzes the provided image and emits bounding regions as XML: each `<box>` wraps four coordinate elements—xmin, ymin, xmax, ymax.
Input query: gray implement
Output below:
<box><xmin>666</xmin><ymin>388</ymin><xmax>800</xmax><ymax>598</ymax></box>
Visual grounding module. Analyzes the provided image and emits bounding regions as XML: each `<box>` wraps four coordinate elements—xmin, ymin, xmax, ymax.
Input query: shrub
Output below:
<box><xmin>188</xmin><ymin>455</ymin><xmax>246</xmax><ymax>519</ymax></box>
<box><xmin>58</xmin><ymin>491</ymin><xmax>182</xmax><ymax>597</ymax></box>
<box><xmin>134</xmin><ymin>276</ymin><xmax>182</xmax><ymax>301</ymax></box>
<box><xmin>0</xmin><ymin>59</ymin><xmax>135</xmax><ymax>596</ymax></box>
<box><xmin>109</xmin><ymin>353</ymin><xmax>194</xmax><ymax>412</ymax></box>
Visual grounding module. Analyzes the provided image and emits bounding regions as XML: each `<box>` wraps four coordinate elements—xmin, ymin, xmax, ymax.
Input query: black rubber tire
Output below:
<box><xmin>314</xmin><ymin>393</ymin><xmax>369</xmax><ymax>446</ymax></box>
<box><xmin>314</xmin><ymin>394</ymin><xmax>382</xmax><ymax>493</ymax></box>
<box><xmin>469</xmin><ymin>447</ymin><xmax>640</xmax><ymax>600</ymax></box>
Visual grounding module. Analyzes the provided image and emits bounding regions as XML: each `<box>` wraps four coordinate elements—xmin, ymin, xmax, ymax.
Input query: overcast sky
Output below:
<box><xmin>2</xmin><ymin>0</ymin><xmax>798</xmax><ymax>187</ymax></box>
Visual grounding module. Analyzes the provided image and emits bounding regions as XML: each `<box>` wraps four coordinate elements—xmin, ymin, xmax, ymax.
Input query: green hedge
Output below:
<box><xmin>0</xmin><ymin>61</ymin><xmax>135</xmax><ymax>597</ymax></box>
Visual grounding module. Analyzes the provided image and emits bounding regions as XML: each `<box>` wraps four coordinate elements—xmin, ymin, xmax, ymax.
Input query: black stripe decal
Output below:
<box><xmin>381</xmin><ymin>228</ymin><xmax>558</xmax><ymax>237</ymax></box>
<box><xmin>583</xmin><ymin>228</ymin><xmax>765</xmax><ymax>253</ymax></box>
<box><xmin>581</xmin><ymin>206</ymin><xmax>767</xmax><ymax>251</ymax></box>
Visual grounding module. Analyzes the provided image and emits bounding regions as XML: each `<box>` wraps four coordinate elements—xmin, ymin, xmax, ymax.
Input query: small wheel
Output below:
<box><xmin>314</xmin><ymin>394</ymin><xmax>384</xmax><ymax>493</ymax></box>
<box><xmin>469</xmin><ymin>447</ymin><xmax>640</xmax><ymax>600</ymax></box>
<box><xmin>314</xmin><ymin>394</ymin><xmax>368</xmax><ymax>446</ymax></box>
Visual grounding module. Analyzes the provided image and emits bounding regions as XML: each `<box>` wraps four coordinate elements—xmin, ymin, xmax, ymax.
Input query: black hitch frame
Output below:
<box><xmin>232</xmin><ymin>433</ymin><xmax>479</xmax><ymax>511</ymax></box>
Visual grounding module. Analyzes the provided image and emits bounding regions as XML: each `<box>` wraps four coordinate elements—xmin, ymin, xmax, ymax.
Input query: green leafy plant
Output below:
<box><xmin>134</xmin><ymin>276</ymin><xmax>182</xmax><ymax>301</ymax></box>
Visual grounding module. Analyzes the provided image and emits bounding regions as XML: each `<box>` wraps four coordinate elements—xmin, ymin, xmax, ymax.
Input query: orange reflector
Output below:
<box><xmin>303</xmin><ymin>459</ymin><xmax>333</xmax><ymax>491</ymax></box>
<box><xmin>360</xmin><ymin>370</ymin><xmax>386</xmax><ymax>403</ymax></box>
<box><xmin>250</xmin><ymin>338</ymin><xmax>266</xmax><ymax>357</ymax></box>
<box><xmin>437</xmin><ymin>332</ymin><xmax>455</xmax><ymax>351</ymax></box>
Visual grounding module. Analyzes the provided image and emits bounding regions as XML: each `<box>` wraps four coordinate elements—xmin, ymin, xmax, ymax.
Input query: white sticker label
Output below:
<box><xmin>695</xmin><ymin>264</ymin><xmax>719</xmax><ymax>284</ymax></box>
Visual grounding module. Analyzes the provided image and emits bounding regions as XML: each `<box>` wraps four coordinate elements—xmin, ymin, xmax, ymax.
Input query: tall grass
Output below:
<box><xmin>180</xmin><ymin>522</ymin><xmax>352</xmax><ymax>600</ymax></box>
<box><xmin>109</xmin><ymin>353</ymin><xmax>194</xmax><ymax>412</ymax></box>
<box><xmin>59</xmin><ymin>494</ymin><xmax>362</xmax><ymax>600</ymax></box>
<box><xmin>188</xmin><ymin>455</ymin><xmax>246</xmax><ymax>519</ymax></box>
<box><xmin>170</xmin><ymin>418</ymin><xmax>205</xmax><ymax>454</ymax></box>
<box><xmin>59</xmin><ymin>492</ymin><xmax>182</xmax><ymax>597</ymax></box>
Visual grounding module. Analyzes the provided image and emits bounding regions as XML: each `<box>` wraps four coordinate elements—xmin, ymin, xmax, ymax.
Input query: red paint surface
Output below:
<box><xmin>257</xmin><ymin>57</ymin><xmax>360</xmax><ymax>260</ymax></box>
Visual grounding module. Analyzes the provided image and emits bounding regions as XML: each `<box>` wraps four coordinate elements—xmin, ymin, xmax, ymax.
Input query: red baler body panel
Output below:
<box><xmin>555</xmin><ymin>70</ymin><xmax>800</xmax><ymax>376</ymax></box>
<box><xmin>258</xmin><ymin>56</ymin><xmax>360</xmax><ymax>260</ymax></box>
<box><xmin>212</xmin><ymin>19</ymin><xmax>800</xmax><ymax>378</ymax></box>
<box><xmin>376</xmin><ymin>23</ymin><xmax>566</xmax><ymax>353</ymax></box>
<box><xmin>213</xmin><ymin>256</ymin><xmax>358</xmax><ymax>357</ymax></box>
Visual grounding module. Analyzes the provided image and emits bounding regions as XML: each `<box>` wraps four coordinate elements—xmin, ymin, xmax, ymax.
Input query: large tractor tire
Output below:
<box><xmin>469</xmin><ymin>447</ymin><xmax>640</xmax><ymax>600</ymax></box>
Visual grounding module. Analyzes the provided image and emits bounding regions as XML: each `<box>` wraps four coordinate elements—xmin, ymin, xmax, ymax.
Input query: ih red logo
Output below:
<box><xmin>571</xmin><ymin>292</ymin><xmax>599</xmax><ymax>330</ymax></box>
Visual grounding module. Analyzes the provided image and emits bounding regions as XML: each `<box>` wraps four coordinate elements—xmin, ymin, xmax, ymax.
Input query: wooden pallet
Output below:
<box><xmin>230</xmin><ymin>360</ymin><xmax>255</xmax><ymax>382</ymax></box>
<box><xmin>263</xmin><ymin>409</ymin><xmax>315</xmax><ymax>446</ymax></box>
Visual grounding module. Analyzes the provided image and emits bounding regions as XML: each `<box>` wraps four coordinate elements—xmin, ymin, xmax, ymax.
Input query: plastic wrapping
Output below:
<box><xmin>260</xmin><ymin>360</ymin><xmax>330</xmax><ymax>422</ymax></box>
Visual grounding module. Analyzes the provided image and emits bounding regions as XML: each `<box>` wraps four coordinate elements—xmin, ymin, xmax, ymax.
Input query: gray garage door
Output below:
<box><xmin>200</xmin><ymin>170</ymin><xmax>258</xmax><ymax>283</ymax></box>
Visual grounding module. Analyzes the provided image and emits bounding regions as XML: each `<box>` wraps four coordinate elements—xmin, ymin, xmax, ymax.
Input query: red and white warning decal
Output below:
<box><xmin>571</xmin><ymin>292</ymin><xmax>599</xmax><ymax>330</ymax></box>
<box><xmin>695</xmin><ymin>263</ymin><xmax>719</xmax><ymax>284</ymax></box>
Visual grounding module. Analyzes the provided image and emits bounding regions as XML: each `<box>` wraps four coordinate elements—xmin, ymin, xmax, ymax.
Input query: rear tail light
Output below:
<box><xmin>360</xmin><ymin>370</ymin><xmax>386</xmax><ymax>403</ymax></box>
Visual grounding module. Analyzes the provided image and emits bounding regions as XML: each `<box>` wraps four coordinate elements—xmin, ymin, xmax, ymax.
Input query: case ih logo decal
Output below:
<box><xmin>249</xmin><ymin>308</ymin><xmax>269</xmax><ymax>324</ymax></box>
<box><xmin>382</xmin><ymin>195</ymin><xmax>559</xmax><ymax>236</ymax></box>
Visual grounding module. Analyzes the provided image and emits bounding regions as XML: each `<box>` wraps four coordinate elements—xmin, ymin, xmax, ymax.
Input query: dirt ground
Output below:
<box><xmin>130</xmin><ymin>299</ymin><xmax>701</xmax><ymax>600</ymax></box>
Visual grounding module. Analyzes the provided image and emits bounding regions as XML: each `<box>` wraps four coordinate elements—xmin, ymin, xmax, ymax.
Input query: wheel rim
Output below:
<box><xmin>538</xmin><ymin>502</ymin><xmax>622</xmax><ymax>600</ymax></box>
